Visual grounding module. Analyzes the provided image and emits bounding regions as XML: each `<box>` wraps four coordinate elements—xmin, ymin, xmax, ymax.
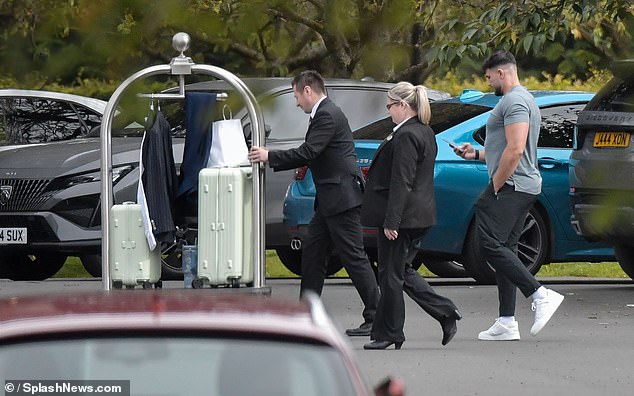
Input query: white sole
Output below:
<box><xmin>530</xmin><ymin>293</ymin><xmax>565</xmax><ymax>336</ymax></box>
<box><xmin>478</xmin><ymin>334</ymin><xmax>520</xmax><ymax>341</ymax></box>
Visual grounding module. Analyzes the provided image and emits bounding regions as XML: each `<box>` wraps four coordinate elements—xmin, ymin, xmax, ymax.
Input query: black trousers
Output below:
<box><xmin>371</xmin><ymin>228</ymin><xmax>459</xmax><ymax>343</ymax></box>
<box><xmin>300</xmin><ymin>206</ymin><xmax>379</xmax><ymax>323</ymax></box>
<box><xmin>475</xmin><ymin>182</ymin><xmax>541</xmax><ymax>317</ymax></box>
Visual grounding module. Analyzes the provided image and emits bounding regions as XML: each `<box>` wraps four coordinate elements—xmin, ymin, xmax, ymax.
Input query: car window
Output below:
<box><xmin>473</xmin><ymin>103</ymin><xmax>587</xmax><ymax>148</ymax></box>
<box><xmin>328</xmin><ymin>87</ymin><xmax>388</xmax><ymax>131</ymax></box>
<box><xmin>585</xmin><ymin>76</ymin><xmax>634</xmax><ymax>112</ymax></box>
<box><xmin>258</xmin><ymin>91</ymin><xmax>309</xmax><ymax>141</ymax></box>
<box><xmin>538</xmin><ymin>104</ymin><xmax>586</xmax><ymax>148</ymax></box>
<box><xmin>0</xmin><ymin>97</ymin><xmax>102</xmax><ymax>145</ymax></box>
<box><xmin>0</xmin><ymin>336</ymin><xmax>358</xmax><ymax>396</ymax></box>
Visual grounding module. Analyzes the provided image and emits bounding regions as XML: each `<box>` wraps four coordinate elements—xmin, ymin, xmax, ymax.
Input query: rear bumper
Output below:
<box><xmin>571</xmin><ymin>201</ymin><xmax>634</xmax><ymax>244</ymax></box>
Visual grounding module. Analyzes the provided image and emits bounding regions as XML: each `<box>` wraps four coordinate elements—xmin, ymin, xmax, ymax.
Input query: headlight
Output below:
<box><xmin>55</xmin><ymin>165</ymin><xmax>135</xmax><ymax>189</ymax></box>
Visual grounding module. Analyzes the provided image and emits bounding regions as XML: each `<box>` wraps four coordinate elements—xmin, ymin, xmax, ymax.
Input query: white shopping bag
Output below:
<box><xmin>207</xmin><ymin>106</ymin><xmax>249</xmax><ymax>168</ymax></box>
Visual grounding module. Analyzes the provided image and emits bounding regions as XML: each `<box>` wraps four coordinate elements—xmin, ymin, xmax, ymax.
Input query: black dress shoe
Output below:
<box><xmin>440</xmin><ymin>309</ymin><xmax>461</xmax><ymax>346</ymax></box>
<box><xmin>345</xmin><ymin>321</ymin><xmax>372</xmax><ymax>336</ymax></box>
<box><xmin>363</xmin><ymin>340</ymin><xmax>403</xmax><ymax>350</ymax></box>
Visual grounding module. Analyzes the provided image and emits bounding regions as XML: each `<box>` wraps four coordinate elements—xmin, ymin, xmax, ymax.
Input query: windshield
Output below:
<box><xmin>353</xmin><ymin>102</ymin><xmax>491</xmax><ymax>140</ymax></box>
<box><xmin>429</xmin><ymin>102</ymin><xmax>490</xmax><ymax>133</ymax></box>
<box><xmin>1</xmin><ymin>336</ymin><xmax>358</xmax><ymax>396</ymax></box>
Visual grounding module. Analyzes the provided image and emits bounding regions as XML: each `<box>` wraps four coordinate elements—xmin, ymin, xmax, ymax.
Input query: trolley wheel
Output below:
<box><xmin>154</xmin><ymin>280</ymin><xmax>163</xmax><ymax>289</ymax></box>
<box><xmin>192</xmin><ymin>278</ymin><xmax>204</xmax><ymax>289</ymax></box>
<box><xmin>112</xmin><ymin>280</ymin><xmax>123</xmax><ymax>289</ymax></box>
<box><xmin>142</xmin><ymin>281</ymin><xmax>152</xmax><ymax>289</ymax></box>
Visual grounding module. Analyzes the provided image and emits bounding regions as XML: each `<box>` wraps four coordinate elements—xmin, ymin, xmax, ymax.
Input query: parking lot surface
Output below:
<box><xmin>1</xmin><ymin>277</ymin><xmax>633</xmax><ymax>395</ymax></box>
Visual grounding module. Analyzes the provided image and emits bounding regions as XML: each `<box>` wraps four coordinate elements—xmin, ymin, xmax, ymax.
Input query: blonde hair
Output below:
<box><xmin>387</xmin><ymin>81</ymin><xmax>431</xmax><ymax>124</ymax></box>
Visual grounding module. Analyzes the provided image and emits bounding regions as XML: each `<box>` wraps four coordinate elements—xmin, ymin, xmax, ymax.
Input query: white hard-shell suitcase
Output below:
<box><xmin>195</xmin><ymin>167</ymin><xmax>253</xmax><ymax>288</ymax></box>
<box><xmin>109</xmin><ymin>202</ymin><xmax>161</xmax><ymax>289</ymax></box>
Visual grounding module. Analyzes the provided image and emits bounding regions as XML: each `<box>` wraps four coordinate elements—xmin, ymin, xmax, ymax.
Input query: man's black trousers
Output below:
<box><xmin>300</xmin><ymin>206</ymin><xmax>379</xmax><ymax>323</ymax></box>
<box><xmin>475</xmin><ymin>182</ymin><xmax>541</xmax><ymax>316</ymax></box>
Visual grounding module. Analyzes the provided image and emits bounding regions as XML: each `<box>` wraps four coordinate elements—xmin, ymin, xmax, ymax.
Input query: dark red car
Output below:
<box><xmin>0</xmin><ymin>290</ymin><xmax>402</xmax><ymax>396</ymax></box>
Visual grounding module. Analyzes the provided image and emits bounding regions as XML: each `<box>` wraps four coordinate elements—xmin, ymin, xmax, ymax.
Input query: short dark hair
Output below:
<box><xmin>482</xmin><ymin>50</ymin><xmax>517</xmax><ymax>73</ymax></box>
<box><xmin>292</xmin><ymin>70</ymin><xmax>325</xmax><ymax>94</ymax></box>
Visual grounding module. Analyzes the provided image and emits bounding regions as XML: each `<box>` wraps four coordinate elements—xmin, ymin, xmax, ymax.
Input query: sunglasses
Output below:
<box><xmin>386</xmin><ymin>101</ymin><xmax>400</xmax><ymax>110</ymax></box>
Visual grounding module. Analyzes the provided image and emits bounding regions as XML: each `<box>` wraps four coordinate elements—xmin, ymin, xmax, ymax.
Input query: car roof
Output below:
<box><xmin>180</xmin><ymin>77</ymin><xmax>393</xmax><ymax>97</ymax></box>
<box><xmin>436</xmin><ymin>89</ymin><xmax>595</xmax><ymax>108</ymax></box>
<box><xmin>173</xmin><ymin>77</ymin><xmax>450</xmax><ymax>102</ymax></box>
<box><xmin>0</xmin><ymin>89</ymin><xmax>107</xmax><ymax>114</ymax></box>
<box><xmin>0</xmin><ymin>290</ymin><xmax>346</xmax><ymax>347</ymax></box>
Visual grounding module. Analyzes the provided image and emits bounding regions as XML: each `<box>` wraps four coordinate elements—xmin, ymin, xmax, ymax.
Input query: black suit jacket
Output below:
<box><xmin>361</xmin><ymin>117</ymin><xmax>437</xmax><ymax>230</ymax></box>
<box><xmin>140</xmin><ymin>111</ymin><xmax>178</xmax><ymax>244</ymax></box>
<box><xmin>268</xmin><ymin>97</ymin><xmax>363</xmax><ymax>216</ymax></box>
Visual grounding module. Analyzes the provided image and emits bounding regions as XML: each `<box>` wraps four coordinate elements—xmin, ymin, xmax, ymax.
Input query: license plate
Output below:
<box><xmin>0</xmin><ymin>228</ymin><xmax>27</xmax><ymax>244</ymax></box>
<box><xmin>593</xmin><ymin>132</ymin><xmax>631</xmax><ymax>148</ymax></box>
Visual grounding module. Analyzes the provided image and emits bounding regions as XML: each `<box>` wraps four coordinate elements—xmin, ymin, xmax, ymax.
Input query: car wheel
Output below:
<box><xmin>463</xmin><ymin>206</ymin><xmax>549</xmax><ymax>284</ymax></box>
<box><xmin>0</xmin><ymin>252</ymin><xmax>66</xmax><ymax>281</ymax></box>
<box><xmin>275</xmin><ymin>247</ymin><xmax>343</xmax><ymax>276</ymax></box>
<box><xmin>417</xmin><ymin>256</ymin><xmax>467</xmax><ymax>278</ymax></box>
<box><xmin>160</xmin><ymin>239</ymin><xmax>184</xmax><ymax>280</ymax></box>
<box><xmin>80</xmin><ymin>255</ymin><xmax>103</xmax><ymax>277</ymax></box>
<box><xmin>615</xmin><ymin>245</ymin><xmax>634</xmax><ymax>280</ymax></box>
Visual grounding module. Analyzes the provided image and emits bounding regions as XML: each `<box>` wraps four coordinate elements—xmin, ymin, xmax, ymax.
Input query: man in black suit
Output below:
<box><xmin>248</xmin><ymin>70</ymin><xmax>379</xmax><ymax>335</ymax></box>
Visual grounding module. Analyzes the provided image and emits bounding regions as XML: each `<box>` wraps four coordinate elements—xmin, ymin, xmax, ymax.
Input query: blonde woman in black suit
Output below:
<box><xmin>361</xmin><ymin>82</ymin><xmax>462</xmax><ymax>350</ymax></box>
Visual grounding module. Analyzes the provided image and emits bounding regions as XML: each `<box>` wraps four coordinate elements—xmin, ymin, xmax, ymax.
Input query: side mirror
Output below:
<box><xmin>374</xmin><ymin>377</ymin><xmax>405</xmax><ymax>396</ymax></box>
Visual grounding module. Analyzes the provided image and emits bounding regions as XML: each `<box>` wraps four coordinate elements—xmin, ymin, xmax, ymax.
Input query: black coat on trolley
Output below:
<box><xmin>139</xmin><ymin>111</ymin><xmax>178</xmax><ymax>245</ymax></box>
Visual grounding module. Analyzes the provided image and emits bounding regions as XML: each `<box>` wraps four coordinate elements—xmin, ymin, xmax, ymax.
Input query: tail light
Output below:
<box><xmin>295</xmin><ymin>166</ymin><xmax>308</xmax><ymax>180</ymax></box>
<box><xmin>360</xmin><ymin>166</ymin><xmax>370</xmax><ymax>181</ymax></box>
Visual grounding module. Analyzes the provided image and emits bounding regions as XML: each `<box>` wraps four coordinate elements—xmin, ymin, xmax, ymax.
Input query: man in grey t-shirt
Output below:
<box><xmin>454</xmin><ymin>50</ymin><xmax>564</xmax><ymax>341</ymax></box>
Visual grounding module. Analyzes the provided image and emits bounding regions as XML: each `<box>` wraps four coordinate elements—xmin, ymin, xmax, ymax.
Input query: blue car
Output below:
<box><xmin>283</xmin><ymin>89</ymin><xmax>615</xmax><ymax>283</ymax></box>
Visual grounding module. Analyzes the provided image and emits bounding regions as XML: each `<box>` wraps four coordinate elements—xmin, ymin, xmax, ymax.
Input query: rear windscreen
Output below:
<box><xmin>585</xmin><ymin>77</ymin><xmax>634</xmax><ymax>113</ymax></box>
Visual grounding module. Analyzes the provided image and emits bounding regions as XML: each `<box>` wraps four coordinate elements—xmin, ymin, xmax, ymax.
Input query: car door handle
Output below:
<box><xmin>538</xmin><ymin>157</ymin><xmax>563</xmax><ymax>169</ymax></box>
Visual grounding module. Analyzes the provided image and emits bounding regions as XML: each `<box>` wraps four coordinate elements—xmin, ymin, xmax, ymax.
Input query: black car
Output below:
<box><xmin>0</xmin><ymin>81</ymin><xmax>447</xmax><ymax>280</ymax></box>
<box><xmin>569</xmin><ymin>59</ymin><xmax>634</xmax><ymax>280</ymax></box>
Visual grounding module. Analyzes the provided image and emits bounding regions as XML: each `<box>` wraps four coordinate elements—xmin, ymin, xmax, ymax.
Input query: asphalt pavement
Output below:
<box><xmin>1</xmin><ymin>277</ymin><xmax>633</xmax><ymax>395</ymax></box>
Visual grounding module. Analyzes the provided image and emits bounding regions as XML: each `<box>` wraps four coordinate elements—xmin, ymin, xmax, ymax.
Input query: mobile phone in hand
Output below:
<box><xmin>441</xmin><ymin>137</ymin><xmax>464</xmax><ymax>153</ymax></box>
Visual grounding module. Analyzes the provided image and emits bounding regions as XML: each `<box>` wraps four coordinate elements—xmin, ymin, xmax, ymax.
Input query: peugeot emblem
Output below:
<box><xmin>0</xmin><ymin>185</ymin><xmax>12</xmax><ymax>206</ymax></box>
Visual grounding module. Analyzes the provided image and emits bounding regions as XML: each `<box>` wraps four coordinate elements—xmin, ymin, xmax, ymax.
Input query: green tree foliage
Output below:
<box><xmin>0</xmin><ymin>0</ymin><xmax>631</xmax><ymax>96</ymax></box>
<box><xmin>429</xmin><ymin>0</ymin><xmax>633</xmax><ymax>78</ymax></box>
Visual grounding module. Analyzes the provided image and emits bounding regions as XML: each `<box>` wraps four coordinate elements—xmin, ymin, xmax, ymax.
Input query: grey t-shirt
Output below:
<box><xmin>484</xmin><ymin>85</ymin><xmax>542</xmax><ymax>195</ymax></box>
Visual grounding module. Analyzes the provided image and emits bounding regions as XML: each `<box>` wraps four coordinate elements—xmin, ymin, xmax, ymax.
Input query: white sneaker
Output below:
<box><xmin>478</xmin><ymin>319</ymin><xmax>520</xmax><ymax>341</ymax></box>
<box><xmin>530</xmin><ymin>289</ymin><xmax>564</xmax><ymax>336</ymax></box>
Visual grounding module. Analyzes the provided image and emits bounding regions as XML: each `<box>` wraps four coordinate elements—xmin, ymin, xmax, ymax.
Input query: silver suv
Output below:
<box><xmin>569</xmin><ymin>59</ymin><xmax>634</xmax><ymax>279</ymax></box>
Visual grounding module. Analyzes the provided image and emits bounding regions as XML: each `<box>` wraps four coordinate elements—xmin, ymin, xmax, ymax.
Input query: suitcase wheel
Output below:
<box><xmin>192</xmin><ymin>278</ymin><xmax>205</xmax><ymax>289</ymax></box>
<box><xmin>142</xmin><ymin>281</ymin><xmax>153</xmax><ymax>289</ymax></box>
<box><xmin>112</xmin><ymin>280</ymin><xmax>123</xmax><ymax>289</ymax></box>
<box><xmin>230</xmin><ymin>278</ymin><xmax>240</xmax><ymax>288</ymax></box>
<box><xmin>155</xmin><ymin>280</ymin><xmax>163</xmax><ymax>289</ymax></box>
<box><xmin>125</xmin><ymin>285</ymin><xmax>136</xmax><ymax>289</ymax></box>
